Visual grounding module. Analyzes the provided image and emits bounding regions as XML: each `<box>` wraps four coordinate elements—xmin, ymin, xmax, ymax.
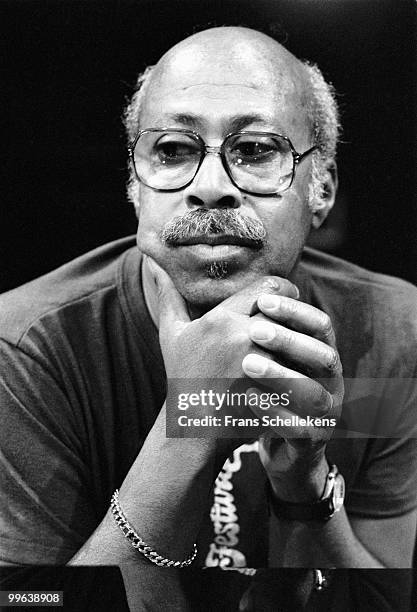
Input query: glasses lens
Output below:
<box><xmin>225</xmin><ymin>133</ymin><xmax>294</xmax><ymax>193</ymax></box>
<box><xmin>133</xmin><ymin>131</ymin><xmax>201</xmax><ymax>190</ymax></box>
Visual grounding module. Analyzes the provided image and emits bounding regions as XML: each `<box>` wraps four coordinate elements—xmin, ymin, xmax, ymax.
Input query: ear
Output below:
<box><xmin>311</xmin><ymin>159</ymin><xmax>338</xmax><ymax>229</ymax></box>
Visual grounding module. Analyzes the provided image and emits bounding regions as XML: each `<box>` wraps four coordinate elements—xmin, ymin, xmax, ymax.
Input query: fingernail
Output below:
<box><xmin>251</xmin><ymin>321</ymin><xmax>275</xmax><ymax>341</ymax></box>
<box><xmin>259</xmin><ymin>294</ymin><xmax>279</xmax><ymax>310</ymax></box>
<box><xmin>243</xmin><ymin>354</ymin><xmax>268</xmax><ymax>376</ymax></box>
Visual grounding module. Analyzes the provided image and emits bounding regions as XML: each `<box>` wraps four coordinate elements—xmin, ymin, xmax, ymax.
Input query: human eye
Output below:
<box><xmin>230</xmin><ymin>136</ymin><xmax>281</xmax><ymax>164</ymax></box>
<box><xmin>154</xmin><ymin>135</ymin><xmax>200</xmax><ymax>165</ymax></box>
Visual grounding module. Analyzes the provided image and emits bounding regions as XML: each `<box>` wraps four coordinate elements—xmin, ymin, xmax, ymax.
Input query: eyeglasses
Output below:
<box><xmin>128</xmin><ymin>128</ymin><xmax>317</xmax><ymax>196</ymax></box>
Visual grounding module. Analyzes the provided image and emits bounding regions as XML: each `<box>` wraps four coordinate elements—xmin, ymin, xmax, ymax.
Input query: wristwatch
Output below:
<box><xmin>267</xmin><ymin>464</ymin><xmax>345</xmax><ymax>522</ymax></box>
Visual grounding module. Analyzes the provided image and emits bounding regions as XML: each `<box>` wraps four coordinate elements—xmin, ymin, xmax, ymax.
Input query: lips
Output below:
<box><xmin>173</xmin><ymin>234</ymin><xmax>261</xmax><ymax>248</ymax></box>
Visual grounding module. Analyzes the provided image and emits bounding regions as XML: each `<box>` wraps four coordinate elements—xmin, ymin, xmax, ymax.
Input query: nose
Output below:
<box><xmin>183</xmin><ymin>151</ymin><xmax>243</xmax><ymax>209</ymax></box>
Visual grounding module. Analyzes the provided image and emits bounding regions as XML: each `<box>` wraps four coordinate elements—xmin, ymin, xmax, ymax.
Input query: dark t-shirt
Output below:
<box><xmin>0</xmin><ymin>237</ymin><xmax>417</xmax><ymax>568</ymax></box>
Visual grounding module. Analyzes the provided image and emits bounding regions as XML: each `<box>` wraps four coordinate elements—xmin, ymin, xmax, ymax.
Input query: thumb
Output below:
<box><xmin>221</xmin><ymin>275</ymin><xmax>299</xmax><ymax>317</ymax></box>
<box><xmin>146</xmin><ymin>257</ymin><xmax>190</xmax><ymax>330</ymax></box>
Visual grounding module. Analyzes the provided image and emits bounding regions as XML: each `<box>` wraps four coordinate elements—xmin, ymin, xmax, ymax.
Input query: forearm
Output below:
<box><xmin>269</xmin><ymin>509</ymin><xmax>385</xmax><ymax>568</ymax></box>
<box><xmin>69</xmin><ymin>405</ymin><xmax>225</xmax><ymax>565</ymax></box>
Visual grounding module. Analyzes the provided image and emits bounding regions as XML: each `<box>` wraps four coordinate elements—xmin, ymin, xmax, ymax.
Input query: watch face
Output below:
<box><xmin>332</xmin><ymin>473</ymin><xmax>345</xmax><ymax>513</ymax></box>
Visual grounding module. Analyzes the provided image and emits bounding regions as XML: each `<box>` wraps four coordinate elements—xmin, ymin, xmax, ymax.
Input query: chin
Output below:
<box><xmin>174</xmin><ymin>270</ymin><xmax>264</xmax><ymax>312</ymax></box>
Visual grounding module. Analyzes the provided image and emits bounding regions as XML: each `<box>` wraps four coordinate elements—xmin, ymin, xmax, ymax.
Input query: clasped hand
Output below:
<box><xmin>148</xmin><ymin>258</ymin><xmax>344</xmax><ymax>499</ymax></box>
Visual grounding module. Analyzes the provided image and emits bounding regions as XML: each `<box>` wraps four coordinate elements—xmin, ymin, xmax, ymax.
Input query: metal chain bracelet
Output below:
<box><xmin>110</xmin><ymin>489</ymin><xmax>198</xmax><ymax>567</ymax></box>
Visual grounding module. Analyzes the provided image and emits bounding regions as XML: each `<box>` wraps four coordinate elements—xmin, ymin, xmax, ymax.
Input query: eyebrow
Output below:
<box><xmin>160</xmin><ymin>112</ymin><xmax>275</xmax><ymax>133</ymax></box>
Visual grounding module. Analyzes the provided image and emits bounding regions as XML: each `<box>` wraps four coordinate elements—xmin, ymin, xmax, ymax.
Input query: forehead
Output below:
<box><xmin>141</xmin><ymin>36</ymin><xmax>311</xmax><ymax>141</ymax></box>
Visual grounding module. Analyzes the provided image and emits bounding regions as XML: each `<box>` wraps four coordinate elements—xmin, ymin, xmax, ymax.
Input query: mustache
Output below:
<box><xmin>160</xmin><ymin>209</ymin><xmax>266</xmax><ymax>246</ymax></box>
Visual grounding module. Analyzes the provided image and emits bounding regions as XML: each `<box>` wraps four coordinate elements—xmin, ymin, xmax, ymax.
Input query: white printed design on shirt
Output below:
<box><xmin>204</xmin><ymin>441</ymin><xmax>259</xmax><ymax>568</ymax></box>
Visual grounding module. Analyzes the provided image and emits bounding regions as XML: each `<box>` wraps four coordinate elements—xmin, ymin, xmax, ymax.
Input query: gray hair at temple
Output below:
<box><xmin>123</xmin><ymin>59</ymin><xmax>340</xmax><ymax>211</ymax></box>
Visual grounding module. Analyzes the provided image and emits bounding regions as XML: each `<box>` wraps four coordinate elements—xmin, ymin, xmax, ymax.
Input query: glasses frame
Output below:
<box><xmin>128</xmin><ymin>128</ymin><xmax>318</xmax><ymax>196</ymax></box>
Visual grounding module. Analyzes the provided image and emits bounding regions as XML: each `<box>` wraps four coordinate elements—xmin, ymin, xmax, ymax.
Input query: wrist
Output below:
<box><xmin>268</xmin><ymin>455</ymin><xmax>329</xmax><ymax>503</ymax></box>
<box><xmin>267</xmin><ymin>463</ymin><xmax>346</xmax><ymax>523</ymax></box>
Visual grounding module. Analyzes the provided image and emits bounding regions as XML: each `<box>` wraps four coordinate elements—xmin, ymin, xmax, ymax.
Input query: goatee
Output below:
<box><xmin>205</xmin><ymin>261</ymin><xmax>229</xmax><ymax>279</ymax></box>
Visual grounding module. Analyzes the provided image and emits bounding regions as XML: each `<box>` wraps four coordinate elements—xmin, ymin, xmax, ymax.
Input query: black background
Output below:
<box><xmin>2</xmin><ymin>0</ymin><xmax>416</xmax><ymax>293</ymax></box>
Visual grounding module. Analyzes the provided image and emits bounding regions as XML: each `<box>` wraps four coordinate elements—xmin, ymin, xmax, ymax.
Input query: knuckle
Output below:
<box><xmin>325</xmin><ymin>348</ymin><xmax>340</xmax><ymax>373</ymax></box>
<box><xmin>279</xmin><ymin>327</ymin><xmax>295</xmax><ymax>350</ymax></box>
<box><xmin>319</xmin><ymin>313</ymin><xmax>333</xmax><ymax>338</ymax></box>
<box><xmin>313</xmin><ymin>386</ymin><xmax>333</xmax><ymax>415</ymax></box>
<box><xmin>202</xmin><ymin>308</ymin><xmax>223</xmax><ymax>328</ymax></box>
<box><xmin>284</xmin><ymin>297</ymin><xmax>298</xmax><ymax>317</ymax></box>
<box><xmin>256</xmin><ymin>276</ymin><xmax>299</xmax><ymax>300</ymax></box>
<box><xmin>259</xmin><ymin>276</ymin><xmax>282</xmax><ymax>293</ymax></box>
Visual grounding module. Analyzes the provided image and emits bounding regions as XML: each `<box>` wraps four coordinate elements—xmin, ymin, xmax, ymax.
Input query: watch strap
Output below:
<box><xmin>267</xmin><ymin>464</ymin><xmax>341</xmax><ymax>522</ymax></box>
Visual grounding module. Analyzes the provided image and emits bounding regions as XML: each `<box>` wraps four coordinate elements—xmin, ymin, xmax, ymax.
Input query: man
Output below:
<box><xmin>1</xmin><ymin>26</ymin><xmax>417</xmax><ymax>610</ymax></box>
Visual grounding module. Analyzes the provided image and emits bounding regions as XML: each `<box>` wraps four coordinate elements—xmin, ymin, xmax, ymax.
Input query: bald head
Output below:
<box><xmin>142</xmin><ymin>26</ymin><xmax>311</xmax><ymax>132</ymax></box>
<box><xmin>152</xmin><ymin>27</ymin><xmax>308</xmax><ymax>88</ymax></box>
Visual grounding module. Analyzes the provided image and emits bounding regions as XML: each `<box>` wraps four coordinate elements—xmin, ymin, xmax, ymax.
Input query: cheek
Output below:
<box><xmin>136</xmin><ymin>187</ymin><xmax>166</xmax><ymax>239</ymax></box>
<box><xmin>135</xmin><ymin>189</ymin><xmax>183</xmax><ymax>258</ymax></box>
<box><xmin>136</xmin><ymin>212</ymin><xmax>166</xmax><ymax>261</ymax></box>
<box><xmin>260</xmin><ymin>196</ymin><xmax>312</xmax><ymax>271</ymax></box>
<box><xmin>263</xmin><ymin>194</ymin><xmax>310</xmax><ymax>240</ymax></box>
<box><xmin>135</xmin><ymin>191</ymin><xmax>163</xmax><ymax>253</ymax></box>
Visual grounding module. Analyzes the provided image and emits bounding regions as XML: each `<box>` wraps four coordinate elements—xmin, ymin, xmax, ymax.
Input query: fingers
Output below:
<box><xmin>220</xmin><ymin>276</ymin><xmax>299</xmax><ymax>317</ymax></box>
<box><xmin>145</xmin><ymin>256</ymin><xmax>190</xmax><ymax>329</ymax></box>
<box><xmin>242</xmin><ymin>355</ymin><xmax>335</xmax><ymax>417</ymax></box>
<box><xmin>248</xmin><ymin>385</ymin><xmax>336</xmax><ymax>443</ymax></box>
<box><xmin>248</xmin><ymin>316</ymin><xmax>341</xmax><ymax>380</ymax></box>
<box><xmin>257</xmin><ymin>295</ymin><xmax>336</xmax><ymax>347</ymax></box>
